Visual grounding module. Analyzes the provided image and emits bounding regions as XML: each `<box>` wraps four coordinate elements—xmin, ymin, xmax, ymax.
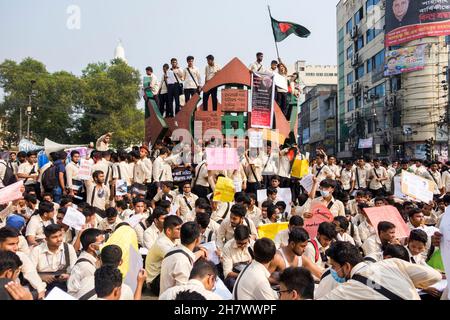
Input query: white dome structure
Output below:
<box><xmin>114</xmin><ymin>40</ymin><xmax>127</xmax><ymax>63</ymax></box>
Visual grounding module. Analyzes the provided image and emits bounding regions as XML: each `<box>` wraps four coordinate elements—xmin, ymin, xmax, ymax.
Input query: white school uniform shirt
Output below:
<box><xmin>183</xmin><ymin>66</ymin><xmax>203</xmax><ymax>89</ymax></box>
<box><xmin>29</xmin><ymin>242</ymin><xmax>77</xmax><ymax>274</ymax></box>
<box><xmin>159</xmin><ymin>279</ymin><xmax>222</xmax><ymax>300</ymax></box>
<box><xmin>159</xmin><ymin>245</ymin><xmax>196</xmax><ymax>294</ymax></box>
<box><xmin>248</xmin><ymin>62</ymin><xmax>266</xmax><ymax>73</ymax></box>
<box><xmin>232</xmin><ymin>260</ymin><xmax>277</xmax><ymax>300</ymax></box>
<box><xmin>205</xmin><ymin>64</ymin><xmax>221</xmax><ymax>82</ymax></box>
<box><xmin>319</xmin><ymin>259</ymin><xmax>442</xmax><ymax>300</ymax></box>
<box><xmin>67</xmin><ymin>251</ymin><xmax>98</xmax><ymax>296</ymax></box>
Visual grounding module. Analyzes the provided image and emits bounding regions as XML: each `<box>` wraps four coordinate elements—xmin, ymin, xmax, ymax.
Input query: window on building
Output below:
<box><xmin>393</xmin><ymin>110</ymin><xmax>401</xmax><ymax>127</ymax></box>
<box><xmin>366</xmin><ymin>28</ymin><xmax>375</xmax><ymax>44</ymax></box>
<box><xmin>366</xmin><ymin>0</ymin><xmax>381</xmax><ymax>14</ymax></box>
<box><xmin>355</xmin><ymin>65</ymin><xmax>365</xmax><ymax>80</ymax></box>
<box><xmin>356</xmin><ymin>35</ymin><xmax>364</xmax><ymax>51</ymax></box>
<box><xmin>391</xmin><ymin>76</ymin><xmax>401</xmax><ymax>91</ymax></box>
<box><xmin>367</xmin><ymin>83</ymin><xmax>385</xmax><ymax>99</ymax></box>
<box><xmin>355</xmin><ymin>95</ymin><xmax>361</xmax><ymax>109</ymax></box>
<box><xmin>367</xmin><ymin>58</ymin><xmax>373</xmax><ymax>73</ymax></box>
<box><xmin>346</xmin><ymin>45</ymin><xmax>354</xmax><ymax>59</ymax></box>
<box><xmin>374</xmin><ymin>49</ymin><xmax>385</xmax><ymax>69</ymax></box>
<box><xmin>367</xmin><ymin>119</ymin><xmax>373</xmax><ymax>134</ymax></box>
<box><xmin>354</xmin><ymin>7</ymin><xmax>364</xmax><ymax>25</ymax></box>
<box><xmin>347</xmin><ymin>99</ymin><xmax>355</xmax><ymax>112</ymax></box>
<box><xmin>346</xmin><ymin>18</ymin><xmax>353</xmax><ymax>34</ymax></box>
<box><xmin>347</xmin><ymin>72</ymin><xmax>354</xmax><ymax>85</ymax></box>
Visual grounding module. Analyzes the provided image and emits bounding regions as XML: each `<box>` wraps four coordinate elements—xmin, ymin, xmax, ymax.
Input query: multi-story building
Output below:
<box><xmin>299</xmin><ymin>84</ymin><xmax>338</xmax><ymax>156</ymax></box>
<box><xmin>336</xmin><ymin>0</ymin><xmax>448</xmax><ymax>161</ymax></box>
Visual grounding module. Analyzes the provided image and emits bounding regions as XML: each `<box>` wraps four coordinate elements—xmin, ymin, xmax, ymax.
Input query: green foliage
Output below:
<box><xmin>0</xmin><ymin>57</ymin><xmax>144</xmax><ymax>149</ymax></box>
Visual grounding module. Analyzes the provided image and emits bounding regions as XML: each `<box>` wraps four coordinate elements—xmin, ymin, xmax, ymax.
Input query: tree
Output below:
<box><xmin>0</xmin><ymin>58</ymin><xmax>80</xmax><ymax>146</ymax></box>
<box><xmin>0</xmin><ymin>57</ymin><xmax>144</xmax><ymax>148</ymax></box>
<box><xmin>75</xmin><ymin>58</ymin><xmax>144</xmax><ymax>147</ymax></box>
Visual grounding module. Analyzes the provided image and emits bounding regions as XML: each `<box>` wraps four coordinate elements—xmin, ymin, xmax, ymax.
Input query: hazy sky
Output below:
<box><xmin>0</xmin><ymin>0</ymin><xmax>337</xmax><ymax>79</ymax></box>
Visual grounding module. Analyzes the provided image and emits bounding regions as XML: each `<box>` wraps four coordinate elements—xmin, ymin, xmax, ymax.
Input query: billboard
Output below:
<box><xmin>384</xmin><ymin>44</ymin><xmax>428</xmax><ymax>76</ymax></box>
<box><xmin>385</xmin><ymin>0</ymin><xmax>450</xmax><ymax>46</ymax></box>
<box><xmin>358</xmin><ymin>137</ymin><xmax>373</xmax><ymax>149</ymax></box>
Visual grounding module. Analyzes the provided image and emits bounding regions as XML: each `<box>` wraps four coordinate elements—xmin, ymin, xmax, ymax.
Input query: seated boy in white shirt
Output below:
<box><xmin>405</xmin><ymin>229</ymin><xmax>428</xmax><ymax>265</ymax></box>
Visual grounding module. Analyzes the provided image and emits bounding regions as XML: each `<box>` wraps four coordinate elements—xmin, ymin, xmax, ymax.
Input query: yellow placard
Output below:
<box><xmin>257</xmin><ymin>222</ymin><xmax>289</xmax><ymax>240</ymax></box>
<box><xmin>291</xmin><ymin>158</ymin><xmax>309</xmax><ymax>179</ymax></box>
<box><xmin>213</xmin><ymin>177</ymin><xmax>235</xmax><ymax>203</ymax></box>
<box><xmin>105</xmin><ymin>225</ymin><xmax>139</xmax><ymax>277</ymax></box>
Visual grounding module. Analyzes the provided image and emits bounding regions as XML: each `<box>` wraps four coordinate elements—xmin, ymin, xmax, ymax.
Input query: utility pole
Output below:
<box><xmin>19</xmin><ymin>105</ymin><xmax>23</xmax><ymax>141</ymax></box>
<box><xmin>27</xmin><ymin>80</ymin><xmax>36</xmax><ymax>140</ymax></box>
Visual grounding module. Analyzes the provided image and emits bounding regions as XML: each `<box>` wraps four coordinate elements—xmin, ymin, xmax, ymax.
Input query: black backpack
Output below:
<box><xmin>42</xmin><ymin>165</ymin><xmax>59</xmax><ymax>191</ymax></box>
<box><xmin>0</xmin><ymin>162</ymin><xmax>17</xmax><ymax>186</ymax></box>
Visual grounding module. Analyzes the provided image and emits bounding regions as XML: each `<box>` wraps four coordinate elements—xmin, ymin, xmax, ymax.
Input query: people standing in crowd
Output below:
<box><xmin>203</xmin><ymin>55</ymin><xmax>221</xmax><ymax>111</ymax></box>
<box><xmin>167</xmin><ymin>58</ymin><xmax>184</xmax><ymax>117</ymax></box>
<box><xmin>183</xmin><ymin>56</ymin><xmax>202</xmax><ymax>103</ymax></box>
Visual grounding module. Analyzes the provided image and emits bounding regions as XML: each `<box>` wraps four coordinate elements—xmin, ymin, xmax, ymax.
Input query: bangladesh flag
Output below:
<box><xmin>271</xmin><ymin>16</ymin><xmax>310</xmax><ymax>42</ymax></box>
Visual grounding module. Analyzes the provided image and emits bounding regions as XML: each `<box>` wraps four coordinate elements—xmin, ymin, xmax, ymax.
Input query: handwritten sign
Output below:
<box><xmin>439</xmin><ymin>206</ymin><xmax>450</xmax><ymax>299</ymax></box>
<box><xmin>249</xmin><ymin>131</ymin><xmax>263</xmax><ymax>148</ymax></box>
<box><xmin>0</xmin><ymin>180</ymin><xmax>24</xmax><ymax>205</ymax></box>
<box><xmin>303</xmin><ymin>203</ymin><xmax>333</xmax><ymax>238</ymax></box>
<box><xmin>62</xmin><ymin>207</ymin><xmax>86</xmax><ymax>231</ymax></box>
<box><xmin>116</xmin><ymin>179</ymin><xmax>128</xmax><ymax>196</ymax></box>
<box><xmin>299</xmin><ymin>174</ymin><xmax>314</xmax><ymax>193</ymax></box>
<box><xmin>258</xmin><ymin>222</ymin><xmax>289</xmax><ymax>240</ymax></box>
<box><xmin>124</xmin><ymin>245</ymin><xmax>143</xmax><ymax>293</ymax></box>
<box><xmin>206</xmin><ymin>148</ymin><xmax>239</xmax><ymax>171</ymax></box>
<box><xmin>213</xmin><ymin>177</ymin><xmax>235</xmax><ymax>203</ymax></box>
<box><xmin>363</xmin><ymin>205</ymin><xmax>410</xmax><ymax>239</ymax></box>
<box><xmin>401</xmin><ymin>170</ymin><xmax>434</xmax><ymax>203</ymax></box>
<box><xmin>77</xmin><ymin>159</ymin><xmax>93</xmax><ymax>180</ymax></box>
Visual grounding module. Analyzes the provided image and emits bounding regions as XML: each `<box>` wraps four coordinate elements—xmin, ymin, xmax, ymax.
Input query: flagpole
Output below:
<box><xmin>267</xmin><ymin>5</ymin><xmax>281</xmax><ymax>62</ymax></box>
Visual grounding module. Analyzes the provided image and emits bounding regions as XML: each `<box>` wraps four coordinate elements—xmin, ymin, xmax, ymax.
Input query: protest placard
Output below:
<box><xmin>439</xmin><ymin>206</ymin><xmax>450</xmax><ymax>299</ymax></box>
<box><xmin>258</xmin><ymin>222</ymin><xmax>289</xmax><ymax>240</ymax></box>
<box><xmin>44</xmin><ymin>287</ymin><xmax>77</xmax><ymax>300</ymax></box>
<box><xmin>213</xmin><ymin>177</ymin><xmax>235</xmax><ymax>203</ymax></box>
<box><xmin>291</xmin><ymin>158</ymin><xmax>309</xmax><ymax>179</ymax></box>
<box><xmin>0</xmin><ymin>180</ymin><xmax>24</xmax><ymax>205</ymax></box>
<box><xmin>401</xmin><ymin>170</ymin><xmax>434</xmax><ymax>203</ymax></box>
<box><xmin>201</xmin><ymin>241</ymin><xmax>220</xmax><ymax>265</ymax></box>
<box><xmin>363</xmin><ymin>205</ymin><xmax>410</xmax><ymax>239</ymax></box>
<box><xmin>303</xmin><ymin>202</ymin><xmax>333</xmax><ymax>238</ymax></box>
<box><xmin>249</xmin><ymin>131</ymin><xmax>263</xmax><ymax>148</ymax></box>
<box><xmin>77</xmin><ymin>159</ymin><xmax>93</xmax><ymax>180</ymax></box>
<box><xmin>124</xmin><ymin>245</ymin><xmax>143</xmax><ymax>293</ymax></box>
<box><xmin>61</xmin><ymin>207</ymin><xmax>86</xmax><ymax>231</ymax></box>
<box><xmin>393</xmin><ymin>176</ymin><xmax>407</xmax><ymax>200</ymax></box>
<box><xmin>116</xmin><ymin>179</ymin><xmax>128</xmax><ymax>196</ymax></box>
<box><xmin>206</xmin><ymin>148</ymin><xmax>239</xmax><ymax>171</ymax></box>
<box><xmin>300</xmin><ymin>174</ymin><xmax>314</xmax><ymax>193</ymax></box>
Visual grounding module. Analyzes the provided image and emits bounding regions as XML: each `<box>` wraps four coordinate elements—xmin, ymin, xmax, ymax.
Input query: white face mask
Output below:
<box><xmin>320</xmin><ymin>190</ymin><xmax>331</xmax><ymax>198</ymax></box>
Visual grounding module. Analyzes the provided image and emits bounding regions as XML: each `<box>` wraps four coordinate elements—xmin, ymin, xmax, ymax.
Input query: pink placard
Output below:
<box><xmin>303</xmin><ymin>202</ymin><xmax>334</xmax><ymax>239</ymax></box>
<box><xmin>205</xmin><ymin>148</ymin><xmax>239</xmax><ymax>171</ymax></box>
<box><xmin>0</xmin><ymin>180</ymin><xmax>24</xmax><ymax>205</ymax></box>
<box><xmin>363</xmin><ymin>205</ymin><xmax>410</xmax><ymax>239</ymax></box>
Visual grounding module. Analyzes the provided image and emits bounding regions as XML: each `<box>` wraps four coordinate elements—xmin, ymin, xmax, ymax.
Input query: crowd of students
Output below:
<box><xmin>0</xmin><ymin>134</ymin><xmax>449</xmax><ymax>300</ymax></box>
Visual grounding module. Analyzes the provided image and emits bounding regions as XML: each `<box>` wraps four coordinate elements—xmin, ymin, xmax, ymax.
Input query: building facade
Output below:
<box><xmin>299</xmin><ymin>84</ymin><xmax>338</xmax><ymax>156</ymax></box>
<box><xmin>336</xmin><ymin>0</ymin><xmax>449</xmax><ymax>162</ymax></box>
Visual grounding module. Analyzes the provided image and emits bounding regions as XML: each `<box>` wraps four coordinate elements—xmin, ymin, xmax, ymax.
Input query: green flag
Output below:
<box><xmin>271</xmin><ymin>16</ymin><xmax>310</xmax><ymax>42</ymax></box>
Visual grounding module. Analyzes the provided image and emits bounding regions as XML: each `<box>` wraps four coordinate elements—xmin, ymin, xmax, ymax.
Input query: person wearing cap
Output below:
<box><xmin>301</xmin><ymin>178</ymin><xmax>346</xmax><ymax>218</ymax></box>
<box><xmin>6</xmin><ymin>214</ymin><xmax>29</xmax><ymax>255</ymax></box>
<box><xmin>203</xmin><ymin>55</ymin><xmax>221</xmax><ymax>111</ymax></box>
